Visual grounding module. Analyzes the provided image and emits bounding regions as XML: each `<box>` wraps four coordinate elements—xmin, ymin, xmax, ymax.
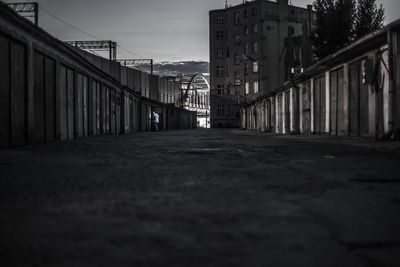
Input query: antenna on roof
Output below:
<box><xmin>225</xmin><ymin>0</ymin><xmax>228</xmax><ymax>8</ymax></box>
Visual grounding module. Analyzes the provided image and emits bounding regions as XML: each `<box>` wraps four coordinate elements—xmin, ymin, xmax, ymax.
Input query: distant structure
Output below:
<box><xmin>209</xmin><ymin>0</ymin><xmax>314</xmax><ymax>128</ymax></box>
<box><xmin>117</xmin><ymin>59</ymin><xmax>154</xmax><ymax>75</ymax></box>
<box><xmin>65</xmin><ymin>40</ymin><xmax>117</xmax><ymax>61</ymax></box>
<box><xmin>176</xmin><ymin>74</ymin><xmax>211</xmax><ymax>128</ymax></box>
<box><xmin>7</xmin><ymin>2</ymin><xmax>38</xmax><ymax>26</ymax></box>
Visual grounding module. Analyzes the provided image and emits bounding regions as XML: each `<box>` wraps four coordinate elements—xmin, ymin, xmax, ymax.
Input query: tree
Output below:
<box><xmin>354</xmin><ymin>0</ymin><xmax>385</xmax><ymax>40</ymax></box>
<box><xmin>311</xmin><ymin>0</ymin><xmax>356</xmax><ymax>60</ymax></box>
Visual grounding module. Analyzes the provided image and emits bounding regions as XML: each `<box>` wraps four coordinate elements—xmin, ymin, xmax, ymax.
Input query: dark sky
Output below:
<box><xmin>3</xmin><ymin>0</ymin><xmax>399</xmax><ymax>62</ymax></box>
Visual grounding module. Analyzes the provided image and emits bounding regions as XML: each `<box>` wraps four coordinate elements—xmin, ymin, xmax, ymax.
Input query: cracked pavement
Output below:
<box><xmin>1</xmin><ymin>129</ymin><xmax>400</xmax><ymax>266</ymax></box>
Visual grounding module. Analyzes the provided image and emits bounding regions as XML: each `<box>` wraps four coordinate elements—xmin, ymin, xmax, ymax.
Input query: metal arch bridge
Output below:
<box><xmin>174</xmin><ymin>73</ymin><xmax>210</xmax><ymax>103</ymax></box>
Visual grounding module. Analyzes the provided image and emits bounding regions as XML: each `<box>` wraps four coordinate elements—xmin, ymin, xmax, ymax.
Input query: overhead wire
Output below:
<box><xmin>38</xmin><ymin>5</ymin><xmax>146</xmax><ymax>59</ymax></box>
<box><xmin>38</xmin><ymin>6</ymin><xmax>102</xmax><ymax>41</ymax></box>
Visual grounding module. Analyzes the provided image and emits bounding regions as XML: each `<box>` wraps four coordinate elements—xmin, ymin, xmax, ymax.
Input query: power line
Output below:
<box><xmin>38</xmin><ymin>5</ymin><xmax>146</xmax><ymax>59</ymax></box>
<box><xmin>117</xmin><ymin>44</ymin><xmax>144</xmax><ymax>59</ymax></box>
<box><xmin>39</xmin><ymin>6</ymin><xmax>101</xmax><ymax>41</ymax></box>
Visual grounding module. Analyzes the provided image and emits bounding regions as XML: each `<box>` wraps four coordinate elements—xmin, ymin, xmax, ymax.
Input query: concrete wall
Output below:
<box><xmin>0</xmin><ymin>3</ymin><xmax>196</xmax><ymax>148</ymax></box>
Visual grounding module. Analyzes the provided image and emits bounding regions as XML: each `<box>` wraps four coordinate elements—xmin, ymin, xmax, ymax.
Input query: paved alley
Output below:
<box><xmin>1</xmin><ymin>129</ymin><xmax>400</xmax><ymax>267</ymax></box>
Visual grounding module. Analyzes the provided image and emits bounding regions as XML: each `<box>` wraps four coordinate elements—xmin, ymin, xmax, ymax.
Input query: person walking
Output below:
<box><xmin>153</xmin><ymin>112</ymin><xmax>160</xmax><ymax>131</ymax></box>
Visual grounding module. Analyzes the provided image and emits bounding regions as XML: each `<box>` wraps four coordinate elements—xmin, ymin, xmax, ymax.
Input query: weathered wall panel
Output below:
<box><xmin>45</xmin><ymin>57</ymin><xmax>56</xmax><ymax>142</ymax></box>
<box><xmin>0</xmin><ymin>35</ymin><xmax>10</xmax><ymax>147</ymax></box>
<box><xmin>32</xmin><ymin>52</ymin><xmax>45</xmax><ymax>143</ymax></box>
<box><xmin>116</xmin><ymin>92</ymin><xmax>121</xmax><ymax>134</ymax></box>
<box><xmin>111</xmin><ymin>89</ymin><xmax>116</xmax><ymax>135</ymax></box>
<box><xmin>337</xmin><ymin>68</ymin><xmax>346</xmax><ymax>136</ymax></box>
<box><xmin>330</xmin><ymin>70</ymin><xmax>338</xmax><ymax>135</ymax></box>
<box><xmin>349</xmin><ymin>60</ymin><xmax>369</xmax><ymax>137</ymax></box>
<box><xmin>313</xmin><ymin>75</ymin><xmax>326</xmax><ymax>134</ymax></box>
<box><xmin>127</xmin><ymin>68</ymin><xmax>135</xmax><ymax>90</ymax></box>
<box><xmin>82</xmin><ymin>75</ymin><xmax>88</xmax><ymax>137</ymax></box>
<box><xmin>90</xmin><ymin>81</ymin><xmax>97</xmax><ymax>136</ymax></box>
<box><xmin>120</xmin><ymin>66</ymin><xmax>127</xmax><ymax>86</ymax></box>
<box><xmin>110</xmin><ymin>60</ymin><xmax>120</xmax><ymax>82</ymax></box>
<box><xmin>101</xmin><ymin>58</ymin><xmax>110</xmax><ymax>75</ymax></box>
<box><xmin>67</xmin><ymin>68</ymin><xmax>75</xmax><ymax>140</ymax></box>
<box><xmin>96</xmin><ymin>83</ymin><xmax>101</xmax><ymax>134</ymax></box>
<box><xmin>359</xmin><ymin>62</ymin><xmax>370</xmax><ymax>137</ymax></box>
<box><xmin>59</xmin><ymin>66</ymin><xmax>68</xmax><ymax>141</ymax></box>
<box><xmin>10</xmin><ymin>42</ymin><xmax>27</xmax><ymax>146</ymax></box>
<box><xmin>284</xmin><ymin>91</ymin><xmax>290</xmax><ymax>134</ymax></box>
<box><xmin>76</xmin><ymin>74</ymin><xmax>84</xmax><ymax>138</ymax></box>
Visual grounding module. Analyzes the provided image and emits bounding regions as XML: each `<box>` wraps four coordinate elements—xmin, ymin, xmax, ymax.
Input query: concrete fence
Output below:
<box><xmin>0</xmin><ymin>3</ymin><xmax>196</xmax><ymax>148</ymax></box>
<box><xmin>242</xmin><ymin>20</ymin><xmax>400</xmax><ymax>140</ymax></box>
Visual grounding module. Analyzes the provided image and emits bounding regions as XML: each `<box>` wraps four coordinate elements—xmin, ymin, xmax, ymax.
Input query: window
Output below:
<box><xmin>234</xmin><ymin>53</ymin><xmax>240</xmax><ymax>65</ymax></box>
<box><xmin>244</xmin><ymin>62</ymin><xmax>249</xmax><ymax>74</ymax></box>
<box><xmin>217</xmin><ymin>105</ymin><xmax>225</xmax><ymax>116</ymax></box>
<box><xmin>251</xmin><ymin>7</ymin><xmax>257</xmax><ymax>16</ymax></box>
<box><xmin>253</xmin><ymin>24</ymin><xmax>258</xmax><ymax>33</ymax></box>
<box><xmin>245</xmin><ymin>82</ymin><xmax>249</xmax><ymax>94</ymax></box>
<box><xmin>216</xmin><ymin>65</ymin><xmax>224</xmax><ymax>77</ymax></box>
<box><xmin>244</xmin><ymin>43</ymin><xmax>249</xmax><ymax>54</ymax></box>
<box><xmin>225</xmin><ymin>65</ymin><xmax>229</xmax><ymax>76</ymax></box>
<box><xmin>217</xmin><ymin>84</ymin><xmax>224</xmax><ymax>96</ymax></box>
<box><xmin>235</xmin><ymin>35</ymin><xmax>241</xmax><ymax>47</ymax></box>
<box><xmin>216</xmin><ymin>16</ymin><xmax>225</xmax><ymax>24</ymax></box>
<box><xmin>226</xmin><ymin>47</ymin><xmax>230</xmax><ymax>58</ymax></box>
<box><xmin>234</xmin><ymin>12</ymin><xmax>240</xmax><ymax>25</ymax></box>
<box><xmin>244</xmin><ymin>26</ymin><xmax>249</xmax><ymax>35</ymax></box>
<box><xmin>234</xmin><ymin>72</ymin><xmax>241</xmax><ymax>85</ymax></box>
<box><xmin>253</xmin><ymin>81</ymin><xmax>259</xmax><ymax>93</ymax></box>
<box><xmin>216</xmin><ymin>31</ymin><xmax>224</xmax><ymax>40</ymax></box>
<box><xmin>252</xmin><ymin>41</ymin><xmax>258</xmax><ymax>53</ymax></box>
<box><xmin>243</xmin><ymin>9</ymin><xmax>248</xmax><ymax>18</ymax></box>
<box><xmin>225</xmin><ymin>30</ymin><xmax>230</xmax><ymax>39</ymax></box>
<box><xmin>217</xmin><ymin>48</ymin><xmax>224</xmax><ymax>58</ymax></box>
<box><xmin>226</xmin><ymin>105</ymin><xmax>231</xmax><ymax>115</ymax></box>
<box><xmin>253</xmin><ymin>62</ymin><xmax>259</xmax><ymax>73</ymax></box>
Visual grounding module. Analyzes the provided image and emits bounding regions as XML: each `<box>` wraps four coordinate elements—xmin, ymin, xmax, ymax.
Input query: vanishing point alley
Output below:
<box><xmin>1</xmin><ymin>0</ymin><xmax>400</xmax><ymax>266</ymax></box>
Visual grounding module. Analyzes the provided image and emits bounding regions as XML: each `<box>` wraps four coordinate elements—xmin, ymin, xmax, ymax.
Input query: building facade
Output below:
<box><xmin>209</xmin><ymin>0</ymin><xmax>313</xmax><ymax>128</ymax></box>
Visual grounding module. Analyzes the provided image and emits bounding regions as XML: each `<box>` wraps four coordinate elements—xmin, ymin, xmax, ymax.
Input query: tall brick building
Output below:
<box><xmin>209</xmin><ymin>0</ymin><xmax>314</xmax><ymax>128</ymax></box>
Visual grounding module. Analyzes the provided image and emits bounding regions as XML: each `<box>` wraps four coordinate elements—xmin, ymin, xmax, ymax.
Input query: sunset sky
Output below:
<box><xmin>3</xmin><ymin>0</ymin><xmax>399</xmax><ymax>62</ymax></box>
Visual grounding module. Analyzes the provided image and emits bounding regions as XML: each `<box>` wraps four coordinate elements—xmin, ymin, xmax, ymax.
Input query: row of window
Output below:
<box><xmin>244</xmin><ymin>24</ymin><xmax>258</xmax><ymax>35</ymax></box>
<box><xmin>215</xmin><ymin>7</ymin><xmax>258</xmax><ymax>25</ymax></box>
<box><xmin>216</xmin><ymin>42</ymin><xmax>258</xmax><ymax>59</ymax></box>
<box><xmin>215</xmin><ymin>25</ymin><xmax>259</xmax><ymax>41</ymax></box>
<box><xmin>216</xmin><ymin>105</ymin><xmax>232</xmax><ymax>116</ymax></box>
<box><xmin>215</xmin><ymin>81</ymin><xmax>259</xmax><ymax>96</ymax></box>
<box><xmin>215</xmin><ymin>62</ymin><xmax>258</xmax><ymax>78</ymax></box>
<box><xmin>245</xmin><ymin>81</ymin><xmax>259</xmax><ymax>94</ymax></box>
<box><xmin>216</xmin><ymin>84</ymin><xmax>232</xmax><ymax>96</ymax></box>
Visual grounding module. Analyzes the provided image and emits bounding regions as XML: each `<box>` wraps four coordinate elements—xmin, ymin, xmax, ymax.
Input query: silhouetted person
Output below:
<box><xmin>153</xmin><ymin>112</ymin><xmax>160</xmax><ymax>131</ymax></box>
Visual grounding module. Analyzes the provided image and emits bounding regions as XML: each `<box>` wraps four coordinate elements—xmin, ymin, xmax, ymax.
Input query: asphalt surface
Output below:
<box><xmin>1</xmin><ymin>129</ymin><xmax>400</xmax><ymax>267</ymax></box>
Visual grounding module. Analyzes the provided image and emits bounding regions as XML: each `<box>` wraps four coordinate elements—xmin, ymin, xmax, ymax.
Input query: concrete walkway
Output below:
<box><xmin>1</xmin><ymin>129</ymin><xmax>400</xmax><ymax>267</ymax></box>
